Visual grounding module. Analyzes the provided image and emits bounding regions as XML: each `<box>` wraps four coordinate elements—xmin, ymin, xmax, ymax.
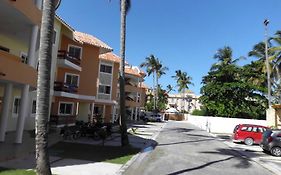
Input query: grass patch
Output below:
<box><xmin>49</xmin><ymin>142</ymin><xmax>140</xmax><ymax>164</ymax></box>
<box><xmin>0</xmin><ymin>167</ymin><xmax>35</xmax><ymax>175</ymax></box>
<box><xmin>105</xmin><ymin>154</ymin><xmax>135</xmax><ymax>164</ymax></box>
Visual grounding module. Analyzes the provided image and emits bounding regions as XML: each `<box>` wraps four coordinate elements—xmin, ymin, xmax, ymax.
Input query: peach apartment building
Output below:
<box><xmin>124</xmin><ymin>65</ymin><xmax>146</xmax><ymax>121</ymax></box>
<box><xmin>0</xmin><ymin>0</ymin><xmax>43</xmax><ymax>144</ymax></box>
<box><xmin>0</xmin><ymin>0</ymin><xmax>147</xmax><ymax>144</ymax></box>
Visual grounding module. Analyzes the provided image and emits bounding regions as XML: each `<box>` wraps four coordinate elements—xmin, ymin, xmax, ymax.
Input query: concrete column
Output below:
<box><xmin>0</xmin><ymin>83</ymin><xmax>13</xmax><ymax>142</ymax></box>
<box><xmin>15</xmin><ymin>85</ymin><xmax>30</xmax><ymax>144</ymax></box>
<box><xmin>131</xmin><ymin>108</ymin><xmax>134</xmax><ymax>120</ymax></box>
<box><xmin>27</xmin><ymin>25</ymin><xmax>39</xmax><ymax>68</ymax></box>
<box><xmin>135</xmin><ymin>107</ymin><xmax>138</xmax><ymax>121</ymax></box>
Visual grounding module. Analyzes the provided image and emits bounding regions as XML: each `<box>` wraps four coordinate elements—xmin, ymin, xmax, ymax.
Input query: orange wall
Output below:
<box><xmin>79</xmin><ymin>44</ymin><xmax>100</xmax><ymax>96</ymax></box>
<box><xmin>59</xmin><ymin>35</ymin><xmax>100</xmax><ymax>97</ymax></box>
<box><xmin>0</xmin><ymin>50</ymin><xmax>37</xmax><ymax>87</ymax></box>
<box><xmin>104</xmin><ymin>105</ymin><xmax>112</xmax><ymax>123</ymax></box>
<box><xmin>5</xmin><ymin>0</ymin><xmax>41</xmax><ymax>25</ymax></box>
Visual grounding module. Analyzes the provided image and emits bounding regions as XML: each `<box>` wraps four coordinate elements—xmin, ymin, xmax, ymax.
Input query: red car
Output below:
<box><xmin>232</xmin><ymin>124</ymin><xmax>269</xmax><ymax>145</ymax></box>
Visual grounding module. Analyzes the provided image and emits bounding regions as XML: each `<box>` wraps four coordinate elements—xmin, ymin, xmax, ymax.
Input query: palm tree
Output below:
<box><xmin>155</xmin><ymin>59</ymin><xmax>168</xmax><ymax>109</ymax></box>
<box><xmin>249</xmin><ymin>42</ymin><xmax>276</xmax><ymax>103</ymax></box>
<box><xmin>166</xmin><ymin>84</ymin><xmax>174</xmax><ymax>94</ymax></box>
<box><xmin>140</xmin><ymin>54</ymin><xmax>157</xmax><ymax>110</ymax></box>
<box><xmin>172</xmin><ymin>70</ymin><xmax>193</xmax><ymax>112</ymax></box>
<box><xmin>212</xmin><ymin>46</ymin><xmax>242</xmax><ymax>70</ymax></box>
<box><xmin>35</xmin><ymin>0</ymin><xmax>56</xmax><ymax>174</ymax></box>
<box><xmin>119</xmin><ymin>0</ymin><xmax>131</xmax><ymax>146</ymax></box>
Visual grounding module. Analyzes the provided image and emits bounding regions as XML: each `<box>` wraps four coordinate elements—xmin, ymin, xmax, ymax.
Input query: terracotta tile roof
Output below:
<box><xmin>73</xmin><ymin>31</ymin><xmax>113</xmax><ymax>51</ymax></box>
<box><xmin>99</xmin><ymin>53</ymin><xmax>121</xmax><ymax>63</ymax></box>
<box><xmin>125</xmin><ymin>67</ymin><xmax>141</xmax><ymax>77</ymax></box>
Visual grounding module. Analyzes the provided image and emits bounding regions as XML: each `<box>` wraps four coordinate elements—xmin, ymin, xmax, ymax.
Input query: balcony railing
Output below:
<box><xmin>54</xmin><ymin>81</ymin><xmax>78</xmax><ymax>93</ymax></box>
<box><xmin>49</xmin><ymin>115</ymin><xmax>76</xmax><ymax>126</ymax></box>
<box><xmin>57</xmin><ymin>50</ymin><xmax>81</xmax><ymax>66</ymax></box>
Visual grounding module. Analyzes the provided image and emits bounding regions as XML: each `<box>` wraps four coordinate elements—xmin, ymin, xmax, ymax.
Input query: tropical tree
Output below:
<box><xmin>166</xmin><ymin>84</ymin><xmax>174</xmax><ymax>94</ymax></box>
<box><xmin>172</xmin><ymin>70</ymin><xmax>193</xmax><ymax>112</ymax></box>
<box><xmin>119</xmin><ymin>0</ymin><xmax>131</xmax><ymax>146</ymax></box>
<box><xmin>200</xmin><ymin>46</ymin><xmax>267</xmax><ymax>119</ymax></box>
<box><xmin>35</xmin><ymin>0</ymin><xmax>56</xmax><ymax>174</ymax></box>
<box><xmin>140</xmin><ymin>54</ymin><xmax>157</xmax><ymax>110</ymax></box>
<box><xmin>155</xmin><ymin>59</ymin><xmax>168</xmax><ymax>109</ymax></box>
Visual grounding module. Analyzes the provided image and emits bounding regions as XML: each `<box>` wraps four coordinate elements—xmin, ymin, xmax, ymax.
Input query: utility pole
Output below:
<box><xmin>264</xmin><ymin>19</ymin><xmax>271</xmax><ymax>108</ymax></box>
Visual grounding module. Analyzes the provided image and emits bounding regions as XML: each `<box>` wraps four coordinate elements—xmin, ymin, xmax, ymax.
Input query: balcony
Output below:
<box><xmin>0</xmin><ymin>50</ymin><xmax>37</xmax><ymax>87</ymax></box>
<box><xmin>54</xmin><ymin>81</ymin><xmax>78</xmax><ymax>93</ymax></box>
<box><xmin>50</xmin><ymin>115</ymin><xmax>76</xmax><ymax>126</ymax></box>
<box><xmin>57</xmin><ymin>50</ymin><xmax>82</xmax><ymax>71</ymax></box>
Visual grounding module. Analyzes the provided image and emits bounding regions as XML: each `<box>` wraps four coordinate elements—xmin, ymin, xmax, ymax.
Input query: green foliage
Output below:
<box><xmin>192</xmin><ymin>108</ymin><xmax>208</xmax><ymax>116</ymax></box>
<box><xmin>200</xmin><ymin>46</ymin><xmax>267</xmax><ymax>119</ymax></box>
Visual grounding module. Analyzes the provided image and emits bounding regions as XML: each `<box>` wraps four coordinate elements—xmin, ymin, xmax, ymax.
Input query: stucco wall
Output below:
<box><xmin>186</xmin><ymin>114</ymin><xmax>267</xmax><ymax>134</ymax></box>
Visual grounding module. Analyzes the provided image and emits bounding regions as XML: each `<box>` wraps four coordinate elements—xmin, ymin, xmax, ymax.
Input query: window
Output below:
<box><xmin>20</xmin><ymin>52</ymin><xmax>28</xmax><ymax>64</ymax></box>
<box><xmin>252</xmin><ymin>127</ymin><xmax>258</xmax><ymax>132</ymax></box>
<box><xmin>13</xmin><ymin>98</ymin><xmax>21</xmax><ymax>114</ymax></box>
<box><xmin>65</xmin><ymin>73</ymin><xmax>79</xmax><ymax>86</ymax></box>
<box><xmin>53</xmin><ymin>30</ymin><xmax>57</xmax><ymax>45</ymax></box>
<box><xmin>100</xmin><ymin>64</ymin><xmax>112</xmax><ymax>74</ymax></box>
<box><xmin>31</xmin><ymin>100</ymin><xmax>36</xmax><ymax>114</ymax></box>
<box><xmin>68</xmin><ymin>45</ymin><xmax>82</xmax><ymax>59</ymax></box>
<box><xmin>246</xmin><ymin>127</ymin><xmax>253</xmax><ymax>132</ymax></box>
<box><xmin>241</xmin><ymin>126</ymin><xmax>247</xmax><ymax>131</ymax></box>
<box><xmin>98</xmin><ymin>85</ymin><xmax>111</xmax><ymax>94</ymax></box>
<box><xmin>59</xmin><ymin>102</ymin><xmax>73</xmax><ymax>115</ymax></box>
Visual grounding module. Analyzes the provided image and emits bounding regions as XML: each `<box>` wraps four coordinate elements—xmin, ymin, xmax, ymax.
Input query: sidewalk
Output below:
<box><xmin>0</xmin><ymin>121</ymin><xmax>166</xmax><ymax>175</ymax></box>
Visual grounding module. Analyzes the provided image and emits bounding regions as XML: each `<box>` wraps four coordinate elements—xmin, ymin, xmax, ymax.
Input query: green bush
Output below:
<box><xmin>192</xmin><ymin>108</ymin><xmax>208</xmax><ymax>116</ymax></box>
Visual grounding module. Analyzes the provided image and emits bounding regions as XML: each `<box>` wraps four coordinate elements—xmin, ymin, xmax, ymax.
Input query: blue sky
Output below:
<box><xmin>57</xmin><ymin>0</ymin><xmax>281</xmax><ymax>95</ymax></box>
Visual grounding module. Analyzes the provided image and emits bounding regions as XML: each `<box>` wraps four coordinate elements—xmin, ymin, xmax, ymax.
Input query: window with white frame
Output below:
<box><xmin>20</xmin><ymin>52</ymin><xmax>28</xmax><ymax>64</ymax></box>
<box><xmin>98</xmin><ymin>85</ymin><xmax>111</xmax><ymax>94</ymax></box>
<box><xmin>31</xmin><ymin>100</ymin><xmax>36</xmax><ymax>114</ymax></box>
<box><xmin>13</xmin><ymin>97</ymin><xmax>21</xmax><ymax>114</ymax></box>
<box><xmin>100</xmin><ymin>64</ymin><xmax>112</xmax><ymax>74</ymax></box>
<box><xmin>68</xmin><ymin>45</ymin><xmax>82</xmax><ymax>59</ymax></box>
<box><xmin>65</xmin><ymin>73</ymin><xmax>79</xmax><ymax>87</ymax></box>
<box><xmin>59</xmin><ymin>102</ymin><xmax>74</xmax><ymax>115</ymax></box>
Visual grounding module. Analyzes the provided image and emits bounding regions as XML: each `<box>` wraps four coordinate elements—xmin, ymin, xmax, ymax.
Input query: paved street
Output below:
<box><xmin>124</xmin><ymin>121</ymin><xmax>274</xmax><ymax>175</ymax></box>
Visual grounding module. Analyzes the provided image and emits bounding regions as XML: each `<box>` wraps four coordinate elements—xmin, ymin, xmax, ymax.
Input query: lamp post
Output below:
<box><xmin>264</xmin><ymin>19</ymin><xmax>271</xmax><ymax>108</ymax></box>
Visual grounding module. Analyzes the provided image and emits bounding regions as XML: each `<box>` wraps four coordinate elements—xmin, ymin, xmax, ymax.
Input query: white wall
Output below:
<box><xmin>186</xmin><ymin>114</ymin><xmax>267</xmax><ymax>134</ymax></box>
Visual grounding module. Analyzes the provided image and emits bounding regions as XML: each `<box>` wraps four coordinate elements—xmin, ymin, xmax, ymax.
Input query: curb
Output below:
<box><xmin>115</xmin><ymin>122</ymin><xmax>167</xmax><ymax>175</ymax></box>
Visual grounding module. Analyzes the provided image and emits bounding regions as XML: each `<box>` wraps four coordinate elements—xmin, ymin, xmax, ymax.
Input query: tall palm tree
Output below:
<box><xmin>172</xmin><ymin>70</ymin><xmax>193</xmax><ymax>112</ymax></box>
<box><xmin>249</xmin><ymin>42</ymin><xmax>276</xmax><ymax>103</ymax></box>
<box><xmin>140</xmin><ymin>54</ymin><xmax>157</xmax><ymax>110</ymax></box>
<box><xmin>35</xmin><ymin>0</ymin><xmax>56</xmax><ymax>174</ymax></box>
<box><xmin>212</xmin><ymin>46</ymin><xmax>241</xmax><ymax>70</ymax></box>
<box><xmin>155</xmin><ymin>59</ymin><xmax>168</xmax><ymax>109</ymax></box>
<box><xmin>119</xmin><ymin>0</ymin><xmax>131</xmax><ymax>146</ymax></box>
<box><xmin>166</xmin><ymin>84</ymin><xmax>174</xmax><ymax>94</ymax></box>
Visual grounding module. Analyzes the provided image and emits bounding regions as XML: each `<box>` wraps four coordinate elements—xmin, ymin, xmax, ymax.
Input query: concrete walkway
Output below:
<box><xmin>0</xmin><ymin>122</ymin><xmax>166</xmax><ymax>175</ymax></box>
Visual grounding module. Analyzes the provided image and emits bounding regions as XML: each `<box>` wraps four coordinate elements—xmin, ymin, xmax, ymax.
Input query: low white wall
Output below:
<box><xmin>186</xmin><ymin>114</ymin><xmax>267</xmax><ymax>134</ymax></box>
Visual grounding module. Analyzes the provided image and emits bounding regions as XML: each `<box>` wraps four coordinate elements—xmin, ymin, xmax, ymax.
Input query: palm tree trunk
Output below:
<box><xmin>155</xmin><ymin>73</ymin><xmax>159</xmax><ymax>110</ymax></box>
<box><xmin>119</xmin><ymin>0</ymin><xmax>129</xmax><ymax>146</ymax></box>
<box><xmin>153</xmin><ymin>71</ymin><xmax>156</xmax><ymax>110</ymax></box>
<box><xmin>35</xmin><ymin>0</ymin><xmax>55</xmax><ymax>174</ymax></box>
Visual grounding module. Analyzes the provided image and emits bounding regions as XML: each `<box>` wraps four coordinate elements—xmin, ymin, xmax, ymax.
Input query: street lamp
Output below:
<box><xmin>264</xmin><ymin>19</ymin><xmax>271</xmax><ymax>108</ymax></box>
<box><xmin>55</xmin><ymin>0</ymin><xmax>62</xmax><ymax>10</ymax></box>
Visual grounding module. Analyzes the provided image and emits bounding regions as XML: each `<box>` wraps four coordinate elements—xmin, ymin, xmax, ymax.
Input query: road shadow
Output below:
<box><xmin>163</xmin><ymin>127</ymin><xmax>194</xmax><ymax>133</ymax></box>
<box><xmin>167</xmin><ymin>148</ymin><xmax>254</xmax><ymax>175</ymax></box>
<box><xmin>157</xmin><ymin>138</ymin><xmax>215</xmax><ymax>146</ymax></box>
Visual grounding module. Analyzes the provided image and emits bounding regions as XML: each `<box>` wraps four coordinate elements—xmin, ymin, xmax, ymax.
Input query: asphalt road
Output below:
<box><xmin>123</xmin><ymin>121</ymin><xmax>274</xmax><ymax>175</ymax></box>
